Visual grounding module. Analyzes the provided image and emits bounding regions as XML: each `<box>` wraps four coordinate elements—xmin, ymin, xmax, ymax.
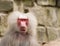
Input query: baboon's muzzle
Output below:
<box><xmin>17</xmin><ymin>18</ymin><xmax>29</xmax><ymax>32</ymax></box>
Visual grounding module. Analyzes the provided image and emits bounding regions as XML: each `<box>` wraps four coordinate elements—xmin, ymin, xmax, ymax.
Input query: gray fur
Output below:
<box><xmin>0</xmin><ymin>11</ymin><xmax>40</xmax><ymax>46</ymax></box>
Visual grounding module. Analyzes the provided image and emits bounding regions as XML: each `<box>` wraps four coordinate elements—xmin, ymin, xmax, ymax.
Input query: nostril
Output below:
<box><xmin>20</xmin><ymin>26</ymin><xmax>25</xmax><ymax>28</ymax></box>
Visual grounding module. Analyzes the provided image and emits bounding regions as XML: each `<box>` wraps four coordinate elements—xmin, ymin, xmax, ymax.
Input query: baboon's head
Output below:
<box><xmin>8</xmin><ymin>11</ymin><xmax>37</xmax><ymax>35</ymax></box>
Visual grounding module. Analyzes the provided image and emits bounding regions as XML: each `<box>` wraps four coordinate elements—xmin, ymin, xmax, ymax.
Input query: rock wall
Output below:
<box><xmin>0</xmin><ymin>0</ymin><xmax>60</xmax><ymax>44</ymax></box>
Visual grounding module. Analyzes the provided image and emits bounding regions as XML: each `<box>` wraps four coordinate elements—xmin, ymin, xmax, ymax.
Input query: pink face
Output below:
<box><xmin>17</xmin><ymin>18</ymin><xmax>29</xmax><ymax>33</ymax></box>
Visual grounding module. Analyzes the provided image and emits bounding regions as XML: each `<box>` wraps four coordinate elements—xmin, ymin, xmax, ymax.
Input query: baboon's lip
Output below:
<box><xmin>20</xmin><ymin>27</ymin><xmax>26</xmax><ymax>32</ymax></box>
<box><xmin>20</xmin><ymin>29</ymin><xmax>26</xmax><ymax>32</ymax></box>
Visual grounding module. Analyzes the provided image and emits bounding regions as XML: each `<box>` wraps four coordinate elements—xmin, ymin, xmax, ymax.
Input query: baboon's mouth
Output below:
<box><xmin>20</xmin><ymin>27</ymin><xmax>26</xmax><ymax>32</ymax></box>
<box><xmin>20</xmin><ymin>29</ymin><xmax>25</xmax><ymax>31</ymax></box>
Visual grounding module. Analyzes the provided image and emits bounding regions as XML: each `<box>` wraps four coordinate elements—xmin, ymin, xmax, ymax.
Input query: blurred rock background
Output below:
<box><xmin>0</xmin><ymin>0</ymin><xmax>60</xmax><ymax>44</ymax></box>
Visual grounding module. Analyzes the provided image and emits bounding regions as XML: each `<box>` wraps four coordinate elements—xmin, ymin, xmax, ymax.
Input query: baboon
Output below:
<box><xmin>0</xmin><ymin>11</ymin><xmax>40</xmax><ymax>46</ymax></box>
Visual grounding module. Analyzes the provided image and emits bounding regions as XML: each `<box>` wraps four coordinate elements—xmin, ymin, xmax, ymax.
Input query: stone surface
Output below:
<box><xmin>57</xmin><ymin>8</ymin><xmax>60</xmax><ymax>26</ymax></box>
<box><xmin>0</xmin><ymin>0</ymin><xmax>60</xmax><ymax>44</ymax></box>
<box><xmin>37</xmin><ymin>26</ymin><xmax>48</xmax><ymax>43</ymax></box>
<box><xmin>37</xmin><ymin>0</ymin><xmax>55</xmax><ymax>6</ymax></box>
<box><xmin>0</xmin><ymin>1</ymin><xmax>13</xmax><ymax>12</ymax></box>
<box><xmin>45</xmin><ymin>7</ymin><xmax>58</xmax><ymax>27</ymax></box>
<box><xmin>24</xmin><ymin>0</ymin><xmax>33</xmax><ymax>7</ymax></box>
<box><xmin>29</xmin><ymin>6</ymin><xmax>59</xmax><ymax>27</ymax></box>
<box><xmin>29</xmin><ymin>6</ymin><xmax>47</xmax><ymax>25</ymax></box>
<box><xmin>46</xmin><ymin>27</ymin><xmax>60</xmax><ymax>41</ymax></box>
<box><xmin>43</xmin><ymin>39</ymin><xmax>60</xmax><ymax>46</ymax></box>
<box><xmin>56</xmin><ymin>0</ymin><xmax>60</xmax><ymax>7</ymax></box>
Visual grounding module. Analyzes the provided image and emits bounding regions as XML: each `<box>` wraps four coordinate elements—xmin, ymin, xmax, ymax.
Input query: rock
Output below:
<box><xmin>29</xmin><ymin>6</ymin><xmax>47</xmax><ymax>25</ymax></box>
<box><xmin>0</xmin><ymin>1</ymin><xmax>13</xmax><ymax>12</ymax></box>
<box><xmin>37</xmin><ymin>26</ymin><xmax>48</xmax><ymax>43</ymax></box>
<box><xmin>46</xmin><ymin>27</ymin><xmax>60</xmax><ymax>41</ymax></box>
<box><xmin>44</xmin><ymin>39</ymin><xmax>60</xmax><ymax>46</ymax></box>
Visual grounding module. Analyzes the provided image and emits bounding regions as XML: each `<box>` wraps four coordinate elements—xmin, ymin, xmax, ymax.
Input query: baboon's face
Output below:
<box><xmin>17</xmin><ymin>18</ymin><xmax>29</xmax><ymax>34</ymax></box>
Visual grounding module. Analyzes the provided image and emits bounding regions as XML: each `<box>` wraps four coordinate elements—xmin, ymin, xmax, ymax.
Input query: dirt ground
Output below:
<box><xmin>43</xmin><ymin>39</ymin><xmax>60</xmax><ymax>46</ymax></box>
